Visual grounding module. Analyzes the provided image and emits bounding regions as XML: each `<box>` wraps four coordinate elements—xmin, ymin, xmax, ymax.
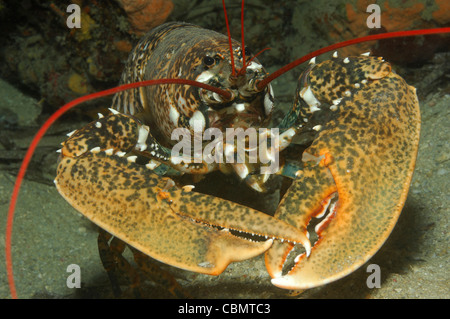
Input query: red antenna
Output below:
<box><xmin>235</xmin><ymin>0</ymin><xmax>270</xmax><ymax>78</ymax></box>
<box><xmin>257</xmin><ymin>27</ymin><xmax>450</xmax><ymax>91</ymax></box>
<box><xmin>240</xmin><ymin>0</ymin><xmax>246</xmax><ymax>70</ymax></box>
<box><xmin>222</xmin><ymin>0</ymin><xmax>236</xmax><ymax>77</ymax></box>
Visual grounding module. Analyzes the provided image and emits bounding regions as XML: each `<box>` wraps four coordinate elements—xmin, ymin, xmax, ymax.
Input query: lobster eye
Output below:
<box><xmin>203</xmin><ymin>56</ymin><xmax>215</xmax><ymax>66</ymax></box>
<box><xmin>244</xmin><ymin>47</ymin><xmax>252</xmax><ymax>56</ymax></box>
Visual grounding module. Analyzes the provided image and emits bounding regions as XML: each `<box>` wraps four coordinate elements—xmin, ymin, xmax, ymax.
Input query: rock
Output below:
<box><xmin>0</xmin><ymin>79</ymin><xmax>41</xmax><ymax>127</ymax></box>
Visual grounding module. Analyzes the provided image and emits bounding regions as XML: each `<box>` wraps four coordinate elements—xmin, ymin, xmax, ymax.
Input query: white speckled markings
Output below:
<box><xmin>170</xmin><ymin>121</ymin><xmax>287</xmax><ymax>174</ymax></box>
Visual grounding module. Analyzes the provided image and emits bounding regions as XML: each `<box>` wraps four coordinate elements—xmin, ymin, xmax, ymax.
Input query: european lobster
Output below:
<box><xmin>5</xmin><ymin>0</ymin><xmax>449</xmax><ymax>298</ymax></box>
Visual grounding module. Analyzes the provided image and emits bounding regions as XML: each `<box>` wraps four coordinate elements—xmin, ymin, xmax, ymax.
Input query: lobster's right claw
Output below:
<box><xmin>55</xmin><ymin>112</ymin><xmax>309</xmax><ymax>276</ymax></box>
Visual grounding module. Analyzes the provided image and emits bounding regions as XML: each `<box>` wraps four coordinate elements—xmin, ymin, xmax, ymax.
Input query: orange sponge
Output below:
<box><xmin>118</xmin><ymin>0</ymin><xmax>174</xmax><ymax>35</ymax></box>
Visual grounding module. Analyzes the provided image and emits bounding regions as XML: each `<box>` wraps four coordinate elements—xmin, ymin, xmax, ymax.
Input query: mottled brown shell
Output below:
<box><xmin>112</xmin><ymin>22</ymin><xmax>273</xmax><ymax>149</ymax></box>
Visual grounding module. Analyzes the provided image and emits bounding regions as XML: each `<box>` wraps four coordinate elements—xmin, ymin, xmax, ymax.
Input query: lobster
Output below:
<box><xmin>5</xmin><ymin>0</ymin><xmax>449</xmax><ymax>298</ymax></box>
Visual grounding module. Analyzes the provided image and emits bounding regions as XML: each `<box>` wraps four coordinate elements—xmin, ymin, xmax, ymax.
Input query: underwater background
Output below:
<box><xmin>0</xmin><ymin>0</ymin><xmax>448</xmax><ymax>298</ymax></box>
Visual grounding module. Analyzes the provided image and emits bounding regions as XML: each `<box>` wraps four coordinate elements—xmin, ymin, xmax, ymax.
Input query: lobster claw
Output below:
<box><xmin>55</xmin><ymin>111</ymin><xmax>310</xmax><ymax>275</ymax></box>
<box><xmin>265</xmin><ymin>160</ymin><xmax>343</xmax><ymax>288</ymax></box>
<box><xmin>266</xmin><ymin>57</ymin><xmax>421</xmax><ymax>289</ymax></box>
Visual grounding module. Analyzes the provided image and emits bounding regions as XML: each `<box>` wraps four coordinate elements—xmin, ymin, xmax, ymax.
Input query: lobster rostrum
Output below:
<box><xmin>49</xmin><ymin>1</ymin><xmax>426</xmax><ymax>293</ymax></box>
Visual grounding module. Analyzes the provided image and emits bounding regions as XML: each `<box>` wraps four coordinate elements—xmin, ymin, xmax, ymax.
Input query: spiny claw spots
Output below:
<box><xmin>182</xmin><ymin>185</ymin><xmax>195</xmax><ymax>192</ymax></box>
<box><xmin>305</xmin><ymin>56</ymin><xmax>392</xmax><ymax>107</ymax></box>
<box><xmin>61</xmin><ymin>113</ymin><xmax>141</xmax><ymax>158</ymax></box>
